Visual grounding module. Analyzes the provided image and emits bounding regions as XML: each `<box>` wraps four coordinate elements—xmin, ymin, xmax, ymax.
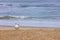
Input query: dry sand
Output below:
<box><xmin>0</xmin><ymin>25</ymin><xmax>60</xmax><ymax>40</ymax></box>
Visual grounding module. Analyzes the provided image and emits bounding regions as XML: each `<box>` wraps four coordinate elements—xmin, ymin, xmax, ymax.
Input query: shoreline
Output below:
<box><xmin>0</xmin><ymin>25</ymin><xmax>60</xmax><ymax>30</ymax></box>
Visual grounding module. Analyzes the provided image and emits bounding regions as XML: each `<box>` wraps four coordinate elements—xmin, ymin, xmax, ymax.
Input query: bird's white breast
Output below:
<box><xmin>15</xmin><ymin>25</ymin><xmax>19</xmax><ymax>28</ymax></box>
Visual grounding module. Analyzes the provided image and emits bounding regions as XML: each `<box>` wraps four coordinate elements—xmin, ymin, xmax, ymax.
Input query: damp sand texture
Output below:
<box><xmin>0</xmin><ymin>27</ymin><xmax>60</xmax><ymax>40</ymax></box>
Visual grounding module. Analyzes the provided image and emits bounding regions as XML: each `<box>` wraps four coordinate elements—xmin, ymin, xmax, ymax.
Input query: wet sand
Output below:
<box><xmin>0</xmin><ymin>25</ymin><xmax>60</xmax><ymax>40</ymax></box>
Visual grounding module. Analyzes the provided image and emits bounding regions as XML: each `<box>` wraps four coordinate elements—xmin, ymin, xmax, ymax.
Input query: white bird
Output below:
<box><xmin>14</xmin><ymin>23</ymin><xmax>20</xmax><ymax>30</ymax></box>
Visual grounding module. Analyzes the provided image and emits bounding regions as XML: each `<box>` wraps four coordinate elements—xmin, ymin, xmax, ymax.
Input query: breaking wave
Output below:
<box><xmin>0</xmin><ymin>16</ymin><xmax>33</xmax><ymax>19</ymax></box>
<box><xmin>0</xmin><ymin>15</ymin><xmax>60</xmax><ymax>20</ymax></box>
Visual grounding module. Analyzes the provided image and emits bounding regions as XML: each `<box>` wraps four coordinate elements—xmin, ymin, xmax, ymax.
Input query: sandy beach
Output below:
<box><xmin>0</xmin><ymin>25</ymin><xmax>60</xmax><ymax>40</ymax></box>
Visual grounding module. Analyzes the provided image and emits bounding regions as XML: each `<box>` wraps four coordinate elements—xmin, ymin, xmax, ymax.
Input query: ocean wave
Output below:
<box><xmin>0</xmin><ymin>16</ymin><xmax>32</xmax><ymax>19</ymax></box>
<box><xmin>0</xmin><ymin>15</ymin><xmax>60</xmax><ymax>20</ymax></box>
<box><xmin>19</xmin><ymin>4</ymin><xmax>60</xmax><ymax>8</ymax></box>
<box><xmin>0</xmin><ymin>3</ymin><xmax>60</xmax><ymax>8</ymax></box>
<box><xmin>0</xmin><ymin>16</ymin><xmax>41</xmax><ymax>19</ymax></box>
